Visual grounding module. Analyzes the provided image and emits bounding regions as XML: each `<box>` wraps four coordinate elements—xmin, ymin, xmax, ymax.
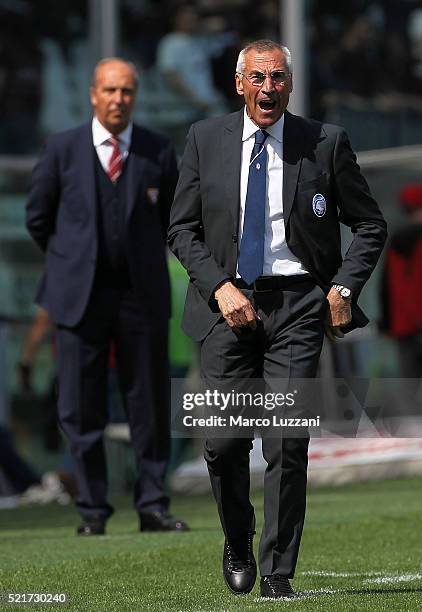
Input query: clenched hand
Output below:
<box><xmin>325</xmin><ymin>286</ymin><xmax>352</xmax><ymax>341</ymax></box>
<box><xmin>214</xmin><ymin>281</ymin><xmax>259</xmax><ymax>329</ymax></box>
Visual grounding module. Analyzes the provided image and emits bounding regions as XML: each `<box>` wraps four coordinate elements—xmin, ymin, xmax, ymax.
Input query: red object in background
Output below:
<box><xmin>399</xmin><ymin>184</ymin><xmax>422</xmax><ymax>212</ymax></box>
<box><xmin>109</xmin><ymin>343</ymin><xmax>116</xmax><ymax>369</ymax></box>
<box><xmin>386</xmin><ymin>239</ymin><xmax>422</xmax><ymax>336</ymax></box>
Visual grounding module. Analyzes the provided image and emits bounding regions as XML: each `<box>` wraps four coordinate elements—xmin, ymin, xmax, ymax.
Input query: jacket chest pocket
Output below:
<box><xmin>297</xmin><ymin>172</ymin><xmax>328</xmax><ymax>194</ymax></box>
<box><xmin>295</xmin><ymin>173</ymin><xmax>334</xmax><ymax>222</ymax></box>
<box><xmin>133</xmin><ymin>161</ymin><xmax>162</xmax><ymax>212</ymax></box>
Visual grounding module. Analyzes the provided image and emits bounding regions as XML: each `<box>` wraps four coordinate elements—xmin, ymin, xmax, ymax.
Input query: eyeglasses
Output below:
<box><xmin>240</xmin><ymin>71</ymin><xmax>290</xmax><ymax>87</ymax></box>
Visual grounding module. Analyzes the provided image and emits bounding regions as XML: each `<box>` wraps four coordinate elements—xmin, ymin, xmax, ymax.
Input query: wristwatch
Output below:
<box><xmin>332</xmin><ymin>284</ymin><xmax>352</xmax><ymax>298</ymax></box>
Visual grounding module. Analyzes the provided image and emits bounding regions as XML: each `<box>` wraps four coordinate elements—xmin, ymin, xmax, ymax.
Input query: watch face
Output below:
<box><xmin>340</xmin><ymin>287</ymin><xmax>351</xmax><ymax>298</ymax></box>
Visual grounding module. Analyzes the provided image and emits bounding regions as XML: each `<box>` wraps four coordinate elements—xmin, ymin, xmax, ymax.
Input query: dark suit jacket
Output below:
<box><xmin>168</xmin><ymin>110</ymin><xmax>387</xmax><ymax>341</ymax></box>
<box><xmin>26</xmin><ymin>122</ymin><xmax>178</xmax><ymax>327</ymax></box>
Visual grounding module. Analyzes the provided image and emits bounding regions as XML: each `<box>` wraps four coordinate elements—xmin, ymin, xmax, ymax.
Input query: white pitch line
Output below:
<box><xmin>364</xmin><ymin>574</ymin><xmax>422</xmax><ymax>585</ymax></box>
<box><xmin>255</xmin><ymin>589</ymin><xmax>338</xmax><ymax>603</ymax></box>
<box><xmin>301</xmin><ymin>570</ymin><xmax>383</xmax><ymax>578</ymax></box>
<box><xmin>302</xmin><ymin>570</ymin><xmax>422</xmax><ymax>584</ymax></box>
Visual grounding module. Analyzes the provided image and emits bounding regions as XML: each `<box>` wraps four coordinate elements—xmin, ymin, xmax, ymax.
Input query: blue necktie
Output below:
<box><xmin>238</xmin><ymin>129</ymin><xmax>268</xmax><ymax>285</ymax></box>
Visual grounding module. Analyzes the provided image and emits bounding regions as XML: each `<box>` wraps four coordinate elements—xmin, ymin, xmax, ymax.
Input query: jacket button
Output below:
<box><xmin>232</xmin><ymin>234</ymin><xmax>238</xmax><ymax>244</ymax></box>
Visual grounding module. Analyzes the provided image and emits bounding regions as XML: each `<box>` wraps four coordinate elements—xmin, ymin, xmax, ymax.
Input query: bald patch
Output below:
<box><xmin>92</xmin><ymin>58</ymin><xmax>138</xmax><ymax>88</ymax></box>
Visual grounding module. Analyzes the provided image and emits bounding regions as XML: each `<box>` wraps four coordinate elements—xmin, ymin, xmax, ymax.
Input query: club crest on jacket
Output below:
<box><xmin>147</xmin><ymin>188</ymin><xmax>159</xmax><ymax>205</ymax></box>
<box><xmin>312</xmin><ymin>193</ymin><xmax>326</xmax><ymax>217</ymax></box>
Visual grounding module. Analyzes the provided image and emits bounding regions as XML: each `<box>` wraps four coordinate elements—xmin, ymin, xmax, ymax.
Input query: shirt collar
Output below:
<box><xmin>242</xmin><ymin>107</ymin><xmax>284</xmax><ymax>144</ymax></box>
<box><xmin>92</xmin><ymin>116</ymin><xmax>133</xmax><ymax>148</ymax></box>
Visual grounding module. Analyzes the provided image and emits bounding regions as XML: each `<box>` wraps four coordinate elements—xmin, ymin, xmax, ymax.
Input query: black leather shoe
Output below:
<box><xmin>76</xmin><ymin>519</ymin><xmax>106</xmax><ymax>536</ymax></box>
<box><xmin>222</xmin><ymin>532</ymin><xmax>256</xmax><ymax>594</ymax></box>
<box><xmin>139</xmin><ymin>511</ymin><xmax>189</xmax><ymax>532</ymax></box>
<box><xmin>260</xmin><ymin>575</ymin><xmax>296</xmax><ymax>599</ymax></box>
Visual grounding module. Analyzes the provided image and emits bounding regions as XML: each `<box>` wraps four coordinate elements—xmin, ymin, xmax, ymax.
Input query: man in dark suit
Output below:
<box><xmin>168</xmin><ymin>40</ymin><xmax>386</xmax><ymax>598</ymax></box>
<box><xmin>26</xmin><ymin>58</ymin><xmax>188</xmax><ymax>535</ymax></box>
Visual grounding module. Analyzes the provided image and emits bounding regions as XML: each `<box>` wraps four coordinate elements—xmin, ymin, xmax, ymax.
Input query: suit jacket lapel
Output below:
<box><xmin>283</xmin><ymin>111</ymin><xmax>305</xmax><ymax>224</ymax></box>
<box><xmin>222</xmin><ymin>110</ymin><xmax>243</xmax><ymax>232</ymax></box>
<box><xmin>126</xmin><ymin>125</ymin><xmax>148</xmax><ymax>222</ymax></box>
<box><xmin>75</xmin><ymin>124</ymin><xmax>97</xmax><ymax>217</ymax></box>
<box><xmin>222</xmin><ymin>110</ymin><xmax>305</xmax><ymax>232</ymax></box>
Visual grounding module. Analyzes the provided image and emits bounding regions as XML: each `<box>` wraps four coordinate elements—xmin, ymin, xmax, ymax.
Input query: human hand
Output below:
<box><xmin>214</xmin><ymin>281</ymin><xmax>259</xmax><ymax>329</ymax></box>
<box><xmin>325</xmin><ymin>286</ymin><xmax>352</xmax><ymax>341</ymax></box>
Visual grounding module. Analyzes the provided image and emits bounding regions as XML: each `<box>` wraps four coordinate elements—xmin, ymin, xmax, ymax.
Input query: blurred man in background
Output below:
<box><xmin>0</xmin><ymin>424</ymin><xmax>70</xmax><ymax>507</ymax></box>
<box><xmin>26</xmin><ymin>58</ymin><xmax>188</xmax><ymax>535</ymax></box>
<box><xmin>156</xmin><ymin>4</ymin><xmax>227</xmax><ymax>147</ymax></box>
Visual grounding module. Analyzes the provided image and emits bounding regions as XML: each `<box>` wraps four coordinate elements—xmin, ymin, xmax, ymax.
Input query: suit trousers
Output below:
<box><xmin>56</xmin><ymin>286</ymin><xmax>170</xmax><ymax>521</ymax></box>
<box><xmin>201</xmin><ymin>278</ymin><xmax>326</xmax><ymax>577</ymax></box>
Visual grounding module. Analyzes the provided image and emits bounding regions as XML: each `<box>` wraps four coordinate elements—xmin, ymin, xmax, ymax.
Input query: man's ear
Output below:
<box><xmin>235</xmin><ymin>73</ymin><xmax>244</xmax><ymax>96</ymax></box>
<box><xmin>90</xmin><ymin>86</ymin><xmax>97</xmax><ymax>108</ymax></box>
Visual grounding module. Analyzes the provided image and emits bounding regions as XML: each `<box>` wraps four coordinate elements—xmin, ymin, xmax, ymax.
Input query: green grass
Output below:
<box><xmin>0</xmin><ymin>477</ymin><xmax>421</xmax><ymax>611</ymax></box>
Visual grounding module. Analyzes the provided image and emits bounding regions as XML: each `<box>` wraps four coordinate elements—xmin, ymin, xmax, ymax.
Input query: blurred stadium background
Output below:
<box><xmin>1</xmin><ymin>0</ymin><xmax>422</xmax><ymax>504</ymax></box>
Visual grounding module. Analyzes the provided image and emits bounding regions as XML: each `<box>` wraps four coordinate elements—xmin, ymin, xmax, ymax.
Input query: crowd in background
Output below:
<box><xmin>309</xmin><ymin>0</ymin><xmax>422</xmax><ymax>116</ymax></box>
<box><xmin>2</xmin><ymin>0</ymin><xmax>422</xmax><ymax>154</ymax></box>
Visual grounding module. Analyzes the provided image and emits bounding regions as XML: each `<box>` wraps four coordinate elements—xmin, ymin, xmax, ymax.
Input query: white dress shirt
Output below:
<box><xmin>237</xmin><ymin>108</ymin><xmax>308</xmax><ymax>277</ymax></box>
<box><xmin>92</xmin><ymin>116</ymin><xmax>132</xmax><ymax>172</ymax></box>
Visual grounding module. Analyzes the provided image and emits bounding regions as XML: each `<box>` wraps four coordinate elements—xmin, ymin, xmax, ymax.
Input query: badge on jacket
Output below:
<box><xmin>147</xmin><ymin>187</ymin><xmax>160</xmax><ymax>206</ymax></box>
<box><xmin>312</xmin><ymin>193</ymin><xmax>326</xmax><ymax>217</ymax></box>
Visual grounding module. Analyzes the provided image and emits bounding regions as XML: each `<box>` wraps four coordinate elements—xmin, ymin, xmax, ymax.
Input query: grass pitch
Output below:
<box><xmin>0</xmin><ymin>477</ymin><xmax>421</xmax><ymax>611</ymax></box>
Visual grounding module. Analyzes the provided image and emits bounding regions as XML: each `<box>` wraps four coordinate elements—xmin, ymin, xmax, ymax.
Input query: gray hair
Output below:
<box><xmin>236</xmin><ymin>40</ymin><xmax>292</xmax><ymax>76</ymax></box>
<box><xmin>92</xmin><ymin>57</ymin><xmax>139</xmax><ymax>88</ymax></box>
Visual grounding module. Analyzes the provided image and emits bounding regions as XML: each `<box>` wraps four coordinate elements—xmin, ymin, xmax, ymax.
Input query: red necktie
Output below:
<box><xmin>107</xmin><ymin>136</ymin><xmax>123</xmax><ymax>183</ymax></box>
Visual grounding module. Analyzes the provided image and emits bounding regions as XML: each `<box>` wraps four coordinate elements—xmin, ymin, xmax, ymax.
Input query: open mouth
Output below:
<box><xmin>258</xmin><ymin>100</ymin><xmax>276</xmax><ymax>111</ymax></box>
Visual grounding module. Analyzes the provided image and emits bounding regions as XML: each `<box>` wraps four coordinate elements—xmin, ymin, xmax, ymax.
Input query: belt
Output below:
<box><xmin>235</xmin><ymin>275</ymin><xmax>312</xmax><ymax>292</ymax></box>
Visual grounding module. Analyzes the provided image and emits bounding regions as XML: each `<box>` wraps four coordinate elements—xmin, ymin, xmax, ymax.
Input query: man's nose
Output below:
<box><xmin>112</xmin><ymin>89</ymin><xmax>124</xmax><ymax>103</ymax></box>
<box><xmin>261</xmin><ymin>75</ymin><xmax>275</xmax><ymax>93</ymax></box>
